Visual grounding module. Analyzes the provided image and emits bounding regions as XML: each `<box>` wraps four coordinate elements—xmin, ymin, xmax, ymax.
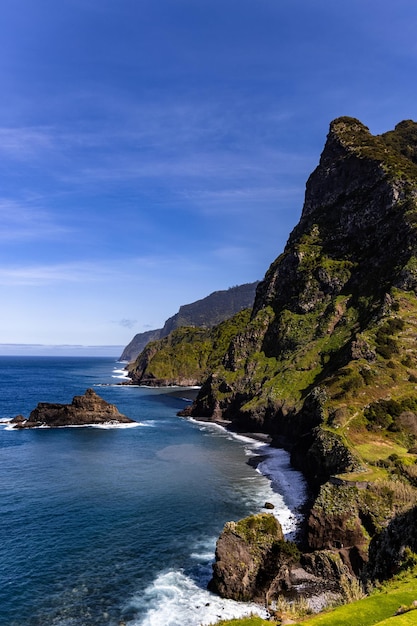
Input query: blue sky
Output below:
<box><xmin>0</xmin><ymin>0</ymin><xmax>416</xmax><ymax>355</ymax></box>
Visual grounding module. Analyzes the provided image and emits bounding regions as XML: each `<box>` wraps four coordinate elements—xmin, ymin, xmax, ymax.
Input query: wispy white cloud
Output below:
<box><xmin>180</xmin><ymin>185</ymin><xmax>304</xmax><ymax>210</ymax></box>
<box><xmin>0</xmin><ymin>127</ymin><xmax>54</xmax><ymax>160</ymax></box>
<box><xmin>0</xmin><ymin>252</ymin><xmax>210</xmax><ymax>287</ymax></box>
<box><xmin>0</xmin><ymin>100</ymin><xmax>313</xmax><ymax>237</ymax></box>
<box><xmin>0</xmin><ymin>198</ymin><xmax>72</xmax><ymax>241</ymax></box>
<box><xmin>0</xmin><ymin>260</ymin><xmax>119</xmax><ymax>286</ymax></box>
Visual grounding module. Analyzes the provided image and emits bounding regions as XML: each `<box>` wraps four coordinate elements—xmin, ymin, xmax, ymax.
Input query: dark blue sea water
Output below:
<box><xmin>0</xmin><ymin>357</ymin><xmax>306</xmax><ymax>626</ymax></box>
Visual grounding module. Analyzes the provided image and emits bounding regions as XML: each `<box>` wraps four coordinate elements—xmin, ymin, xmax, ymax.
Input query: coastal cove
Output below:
<box><xmin>0</xmin><ymin>356</ymin><xmax>307</xmax><ymax>626</ymax></box>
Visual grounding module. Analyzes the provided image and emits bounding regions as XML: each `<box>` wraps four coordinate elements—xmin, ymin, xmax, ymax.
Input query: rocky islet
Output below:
<box><xmin>11</xmin><ymin>388</ymin><xmax>135</xmax><ymax>428</ymax></box>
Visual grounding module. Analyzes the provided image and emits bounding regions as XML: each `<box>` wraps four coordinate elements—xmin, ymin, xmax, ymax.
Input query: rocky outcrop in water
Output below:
<box><xmin>208</xmin><ymin>513</ymin><xmax>286</xmax><ymax>602</ymax></box>
<box><xmin>11</xmin><ymin>388</ymin><xmax>134</xmax><ymax>428</ymax></box>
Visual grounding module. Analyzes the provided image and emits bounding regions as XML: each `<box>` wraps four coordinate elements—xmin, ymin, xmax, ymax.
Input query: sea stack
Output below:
<box><xmin>11</xmin><ymin>388</ymin><xmax>135</xmax><ymax>428</ymax></box>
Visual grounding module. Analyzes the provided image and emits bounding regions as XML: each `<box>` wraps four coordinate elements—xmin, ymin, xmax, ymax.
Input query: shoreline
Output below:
<box><xmin>157</xmin><ymin>382</ymin><xmax>309</xmax><ymax>538</ymax></box>
<box><xmin>129</xmin><ymin>404</ymin><xmax>309</xmax><ymax>625</ymax></box>
<box><xmin>185</xmin><ymin>413</ymin><xmax>308</xmax><ymax>538</ymax></box>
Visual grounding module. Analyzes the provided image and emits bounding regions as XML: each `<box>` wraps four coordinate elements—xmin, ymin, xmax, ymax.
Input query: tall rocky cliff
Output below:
<box><xmin>120</xmin><ymin>282</ymin><xmax>258</xmax><ymax>362</ymax></box>
<box><xmin>183</xmin><ymin>117</ymin><xmax>417</xmax><ymax>596</ymax></box>
<box><xmin>191</xmin><ymin>117</ymin><xmax>417</xmax><ymax>441</ymax></box>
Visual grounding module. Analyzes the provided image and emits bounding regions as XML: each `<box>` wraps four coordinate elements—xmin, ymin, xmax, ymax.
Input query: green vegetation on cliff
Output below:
<box><xmin>120</xmin><ymin>282</ymin><xmax>258</xmax><ymax>362</ymax></box>
<box><xmin>189</xmin><ymin>119</ymin><xmax>417</xmax><ymax>493</ymax></box>
<box><xmin>127</xmin><ymin>308</ymin><xmax>251</xmax><ymax>386</ymax></box>
<box><xmin>131</xmin><ymin>118</ymin><xmax>417</xmax><ymax>607</ymax></box>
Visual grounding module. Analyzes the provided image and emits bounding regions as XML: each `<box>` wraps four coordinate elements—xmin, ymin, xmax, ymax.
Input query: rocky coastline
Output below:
<box><xmin>181</xmin><ymin>118</ymin><xmax>417</xmax><ymax>609</ymax></box>
<box><xmin>116</xmin><ymin>118</ymin><xmax>417</xmax><ymax>612</ymax></box>
<box><xmin>185</xmin><ymin>413</ymin><xmax>354</xmax><ymax>611</ymax></box>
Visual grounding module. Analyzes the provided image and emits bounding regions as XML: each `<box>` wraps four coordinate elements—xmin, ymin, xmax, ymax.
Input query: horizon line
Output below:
<box><xmin>0</xmin><ymin>343</ymin><xmax>126</xmax><ymax>357</ymax></box>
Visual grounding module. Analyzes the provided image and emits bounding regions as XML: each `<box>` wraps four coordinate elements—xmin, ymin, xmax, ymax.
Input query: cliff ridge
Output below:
<box><xmin>120</xmin><ymin>282</ymin><xmax>258</xmax><ymax>362</ymax></box>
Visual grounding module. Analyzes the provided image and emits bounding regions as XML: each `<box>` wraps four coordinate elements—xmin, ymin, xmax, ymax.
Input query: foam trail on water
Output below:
<box><xmin>126</xmin><ymin>569</ymin><xmax>268</xmax><ymax>626</ymax></box>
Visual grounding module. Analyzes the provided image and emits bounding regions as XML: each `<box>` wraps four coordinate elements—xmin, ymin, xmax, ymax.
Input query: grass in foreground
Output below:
<box><xmin>291</xmin><ymin>572</ymin><xmax>417</xmax><ymax>626</ymax></box>
<box><xmin>207</xmin><ymin>570</ymin><xmax>417</xmax><ymax>626</ymax></box>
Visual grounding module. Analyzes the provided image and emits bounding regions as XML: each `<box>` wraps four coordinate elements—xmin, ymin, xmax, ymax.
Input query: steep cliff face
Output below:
<box><xmin>161</xmin><ymin>282</ymin><xmax>259</xmax><ymax>336</ymax></box>
<box><xmin>191</xmin><ymin>118</ymin><xmax>417</xmax><ymax>450</ymax></box>
<box><xmin>124</xmin><ymin>118</ymin><xmax>417</xmax><ymax>600</ymax></box>
<box><xmin>190</xmin><ymin>118</ymin><xmax>417</xmax><ymax>595</ymax></box>
<box><xmin>367</xmin><ymin>504</ymin><xmax>417</xmax><ymax>580</ymax></box>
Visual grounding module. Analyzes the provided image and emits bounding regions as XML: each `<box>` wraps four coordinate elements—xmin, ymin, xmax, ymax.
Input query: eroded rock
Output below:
<box><xmin>11</xmin><ymin>388</ymin><xmax>134</xmax><ymax>428</ymax></box>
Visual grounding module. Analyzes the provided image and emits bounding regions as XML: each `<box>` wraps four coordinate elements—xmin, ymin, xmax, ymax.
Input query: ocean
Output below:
<box><xmin>0</xmin><ymin>356</ymin><xmax>307</xmax><ymax>626</ymax></box>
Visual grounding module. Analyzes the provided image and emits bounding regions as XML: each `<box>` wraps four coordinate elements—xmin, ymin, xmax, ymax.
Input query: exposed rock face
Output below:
<box><xmin>11</xmin><ymin>388</ymin><xmax>134</xmax><ymax>428</ymax></box>
<box><xmin>189</xmin><ymin>117</ymin><xmax>417</xmax><ymax>600</ymax></box>
<box><xmin>208</xmin><ymin>513</ymin><xmax>286</xmax><ymax>602</ymax></box>
<box><xmin>209</xmin><ymin>513</ymin><xmax>355</xmax><ymax>604</ymax></box>
<box><xmin>304</xmin><ymin>482</ymin><xmax>372</xmax><ymax>576</ymax></box>
<box><xmin>291</xmin><ymin>427</ymin><xmax>361</xmax><ymax>486</ymax></box>
<box><xmin>119</xmin><ymin>329</ymin><xmax>162</xmax><ymax>363</ymax></box>
<box><xmin>367</xmin><ymin>505</ymin><xmax>417</xmax><ymax>581</ymax></box>
<box><xmin>190</xmin><ymin>118</ymin><xmax>417</xmax><ymax>441</ymax></box>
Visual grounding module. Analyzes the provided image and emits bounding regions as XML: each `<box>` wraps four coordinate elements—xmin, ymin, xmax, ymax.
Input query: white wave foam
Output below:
<box><xmin>188</xmin><ymin>418</ymin><xmax>307</xmax><ymax>536</ymax></box>
<box><xmin>190</xmin><ymin>418</ymin><xmax>307</xmax><ymax>539</ymax></box>
<box><xmin>63</xmin><ymin>421</ymin><xmax>142</xmax><ymax>429</ymax></box>
<box><xmin>189</xmin><ymin>535</ymin><xmax>218</xmax><ymax>562</ymax></box>
<box><xmin>91</xmin><ymin>421</ymin><xmax>143</xmax><ymax>429</ymax></box>
<box><xmin>257</xmin><ymin>448</ymin><xmax>307</xmax><ymax>516</ymax></box>
<box><xmin>4</xmin><ymin>421</ymin><xmax>143</xmax><ymax>431</ymax></box>
<box><xmin>124</xmin><ymin>420</ymin><xmax>308</xmax><ymax>626</ymax></box>
<box><xmin>112</xmin><ymin>367</ymin><xmax>131</xmax><ymax>380</ymax></box>
<box><xmin>125</xmin><ymin>569</ymin><xmax>267</xmax><ymax>626</ymax></box>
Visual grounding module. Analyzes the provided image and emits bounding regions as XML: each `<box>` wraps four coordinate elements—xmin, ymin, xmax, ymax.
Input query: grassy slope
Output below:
<box><xmin>128</xmin><ymin>308</ymin><xmax>251</xmax><ymax>384</ymax></box>
<box><xmin>208</xmin><ymin>572</ymin><xmax>417</xmax><ymax>626</ymax></box>
<box><xmin>293</xmin><ymin>574</ymin><xmax>417</xmax><ymax>626</ymax></box>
